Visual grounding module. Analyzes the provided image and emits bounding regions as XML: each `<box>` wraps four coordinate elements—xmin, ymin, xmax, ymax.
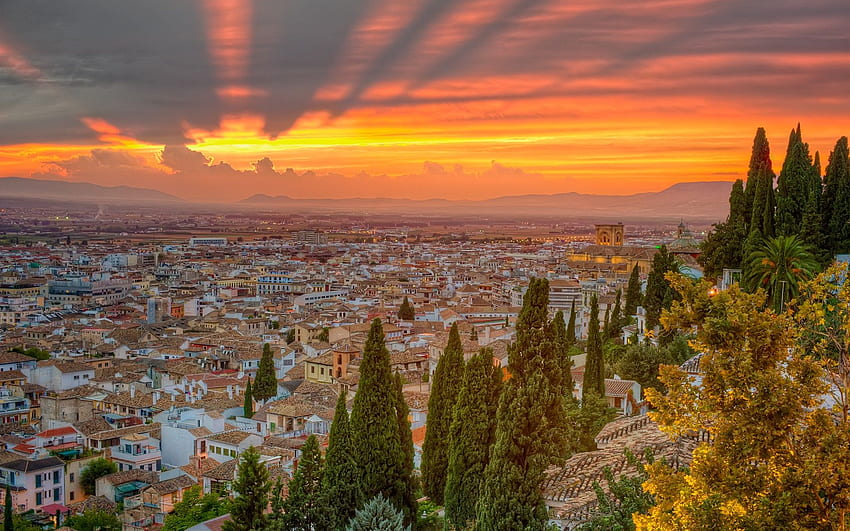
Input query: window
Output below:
<box><xmin>69</xmin><ymin>472</ymin><xmax>74</xmax><ymax>483</ymax></box>
<box><xmin>35</xmin><ymin>475</ymin><xmax>41</xmax><ymax>488</ymax></box>
<box><xmin>73</xmin><ymin>375</ymin><xmax>79</xmax><ymax>380</ymax></box>
<box><xmin>69</xmin><ymin>491</ymin><xmax>74</xmax><ymax>501</ymax></box>
<box><xmin>36</xmin><ymin>492</ymin><xmax>41</xmax><ymax>505</ymax></box>
<box><xmin>53</xmin><ymin>488</ymin><xmax>60</xmax><ymax>501</ymax></box>
<box><xmin>53</xmin><ymin>470</ymin><xmax>60</xmax><ymax>484</ymax></box>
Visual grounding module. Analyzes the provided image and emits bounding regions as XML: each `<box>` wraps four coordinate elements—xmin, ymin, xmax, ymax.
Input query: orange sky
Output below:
<box><xmin>1</xmin><ymin>0</ymin><xmax>849</xmax><ymax>202</ymax></box>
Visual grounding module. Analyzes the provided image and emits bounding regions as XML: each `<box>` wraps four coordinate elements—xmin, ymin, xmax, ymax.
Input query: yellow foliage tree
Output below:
<box><xmin>635</xmin><ymin>272</ymin><xmax>850</xmax><ymax>530</ymax></box>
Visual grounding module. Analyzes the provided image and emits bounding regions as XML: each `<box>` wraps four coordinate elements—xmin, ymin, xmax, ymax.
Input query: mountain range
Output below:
<box><xmin>0</xmin><ymin>177</ymin><xmax>734</xmax><ymax>221</ymax></box>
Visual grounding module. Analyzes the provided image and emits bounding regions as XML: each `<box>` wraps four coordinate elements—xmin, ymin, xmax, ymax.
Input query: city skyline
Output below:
<box><xmin>2</xmin><ymin>0</ymin><xmax>849</xmax><ymax>201</ymax></box>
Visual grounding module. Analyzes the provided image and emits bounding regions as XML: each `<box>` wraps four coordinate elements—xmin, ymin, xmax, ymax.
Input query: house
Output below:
<box><xmin>304</xmin><ymin>354</ymin><xmax>334</xmax><ymax>384</ymax></box>
<box><xmin>0</xmin><ymin>455</ymin><xmax>66</xmax><ymax>512</ymax></box>
<box><xmin>0</xmin><ymin>351</ymin><xmax>38</xmax><ymax>373</ymax></box>
<box><xmin>0</xmin><ymin>389</ymin><xmax>30</xmax><ymax>425</ymax></box>
<box><xmin>110</xmin><ymin>433</ymin><xmax>162</xmax><ymax>472</ymax></box>
<box><xmin>264</xmin><ymin>398</ymin><xmax>332</xmax><ymax>438</ymax></box>
<box><xmin>26</xmin><ymin>360</ymin><xmax>95</xmax><ymax>392</ymax></box>
<box><xmin>95</xmin><ymin>469</ymin><xmax>159</xmax><ymax>504</ymax></box>
<box><xmin>202</xmin><ymin>431</ymin><xmax>263</xmax><ymax>463</ymax></box>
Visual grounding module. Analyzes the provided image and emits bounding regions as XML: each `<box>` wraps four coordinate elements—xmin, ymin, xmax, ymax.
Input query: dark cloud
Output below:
<box><xmin>0</xmin><ymin>0</ymin><xmax>848</xmax><ymax>147</ymax></box>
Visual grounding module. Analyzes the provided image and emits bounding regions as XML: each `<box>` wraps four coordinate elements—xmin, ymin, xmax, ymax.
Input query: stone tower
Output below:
<box><xmin>595</xmin><ymin>223</ymin><xmax>624</xmax><ymax>246</ymax></box>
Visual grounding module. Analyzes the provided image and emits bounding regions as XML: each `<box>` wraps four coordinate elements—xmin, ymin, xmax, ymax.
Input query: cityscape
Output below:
<box><xmin>2</xmin><ymin>0</ymin><xmax>850</xmax><ymax>530</ymax></box>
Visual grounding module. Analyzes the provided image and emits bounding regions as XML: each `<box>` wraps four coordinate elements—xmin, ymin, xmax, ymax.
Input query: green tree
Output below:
<box><xmin>637</xmin><ymin>274</ymin><xmax>848</xmax><ymax>530</ymax></box>
<box><xmin>643</xmin><ymin>246</ymin><xmax>678</xmax><ymax>332</ymax></box>
<box><xmin>566</xmin><ymin>300</ymin><xmax>578</xmax><ymax>346</ymax></box>
<box><xmin>163</xmin><ymin>486</ymin><xmax>227</xmax><ymax>531</ymax></box>
<box><xmin>346</xmin><ymin>494</ymin><xmax>409</xmax><ymax>531</ymax></box>
<box><xmin>391</xmin><ymin>372</ymin><xmax>417</xmax><ymax>522</ymax></box>
<box><xmin>64</xmin><ymin>510</ymin><xmax>121</xmax><ymax>531</ymax></box>
<box><xmin>609</xmin><ymin>334</ymin><xmax>693</xmax><ymax>392</ymax></box>
<box><xmin>243</xmin><ymin>378</ymin><xmax>254</xmax><ymax>419</ymax></box>
<box><xmin>350</xmin><ymin>319</ymin><xmax>416</xmax><ymax>524</ymax></box>
<box><xmin>421</xmin><ymin>323</ymin><xmax>465</xmax><ymax>504</ymax></box>
<box><xmin>624</xmin><ymin>265</ymin><xmax>642</xmax><ymax>319</ymax></box>
<box><xmin>444</xmin><ymin>348</ymin><xmax>502</xmax><ymax>528</ymax></box>
<box><xmin>551</xmin><ymin>311</ymin><xmax>574</xmax><ymax>397</ymax></box>
<box><xmin>397</xmin><ymin>297</ymin><xmax>415</xmax><ymax>320</ymax></box>
<box><xmin>749</xmin><ymin>156</ymin><xmax>776</xmax><ymax>239</ymax></box>
<box><xmin>286</xmin><ymin>329</ymin><xmax>296</xmax><ymax>344</ymax></box>
<box><xmin>4</xmin><ymin>487</ymin><xmax>12</xmax><ymax>531</ymax></box>
<box><xmin>607</xmin><ymin>290</ymin><xmax>623</xmax><ymax>341</ymax></box>
<box><xmin>823</xmin><ymin>136</ymin><xmax>850</xmax><ymax>253</ymax></box>
<box><xmin>776</xmin><ymin>124</ymin><xmax>815</xmax><ymax>237</ymax></box>
<box><xmin>699</xmin><ymin>179</ymin><xmax>747</xmax><ymax>280</ymax></box>
<box><xmin>577</xmin><ymin>451</ymin><xmax>655</xmax><ymax>531</ymax></box>
<box><xmin>475</xmin><ymin>278</ymin><xmax>569</xmax><ymax>530</ymax></box>
<box><xmin>320</xmin><ymin>391</ymin><xmax>361</xmax><ymax>530</ymax></box>
<box><xmin>276</xmin><ymin>435</ymin><xmax>324</xmax><ymax>530</ymax></box>
<box><xmin>254</xmin><ymin>343</ymin><xmax>277</xmax><ymax>402</ymax></box>
<box><xmin>744</xmin><ymin>234</ymin><xmax>819</xmax><ymax>313</ymax></box>
<box><xmin>584</xmin><ymin>294</ymin><xmax>605</xmax><ymax>401</ymax></box>
<box><xmin>223</xmin><ymin>446</ymin><xmax>270</xmax><ymax>531</ymax></box>
<box><xmin>743</xmin><ymin>127</ymin><xmax>773</xmax><ymax>229</ymax></box>
<box><xmin>80</xmin><ymin>457</ymin><xmax>117</xmax><ymax>495</ymax></box>
<box><xmin>9</xmin><ymin>346</ymin><xmax>50</xmax><ymax>361</ymax></box>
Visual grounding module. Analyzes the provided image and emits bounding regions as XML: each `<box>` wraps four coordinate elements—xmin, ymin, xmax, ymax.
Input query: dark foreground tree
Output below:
<box><xmin>421</xmin><ymin>323</ymin><xmax>464</xmax><ymax>504</ymax></box>
<box><xmin>444</xmin><ymin>348</ymin><xmax>502</xmax><ymax>528</ymax></box>
<box><xmin>320</xmin><ymin>391</ymin><xmax>361</xmax><ymax>530</ymax></box>
<box><xmin>223</xmin><ymin>446</ymin><xmax>270</xmax><ymax>531</ymax></box>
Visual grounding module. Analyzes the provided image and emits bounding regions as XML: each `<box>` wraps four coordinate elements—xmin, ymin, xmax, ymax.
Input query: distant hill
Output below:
<box><xmin>241</xmin><ymin>181</ymin><xmax>735</xmax><ymax>221</ymax></box>
<box><xmin>0</xmin><ymin>177</ymin><xmax>182</xmax><ymax>204</ymax></box>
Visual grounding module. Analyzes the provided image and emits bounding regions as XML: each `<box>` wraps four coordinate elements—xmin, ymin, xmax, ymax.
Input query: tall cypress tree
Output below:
<box><xmin>397</xmin><ymin>297</ymin><xmax>414</xmax><ymax>320</ymax></box>
<box><xmin>475</xmin><ymin>278</ymin><xmax>567</xmax><ymax>530</ymax></box>
<box><xmin>776</xmin><ymin>124</ymin><xmax>813</xmax><ymax>236</ymax></box>
<box><xmin>608</xmin><ymin>289</ymin><xmax>623</xmax><ymax>341</ymax></box>
<box><xmin>800</xmin><ymin>152</ymin><xmax>826</xmax><ymax>262</ymax></box>
<box><xmin>583</xmin><ymin>294</ymin><xmax>605</xmax><ymax>401</ymax></box>
<box><xmin>4</xmin><ymin>488</ymin><xmax>12</xmax><ymax>531</ymax></box>
<box><xmin>320</xmin><ymin>391</ymin><xmax>361</xmax><ymax>530</ymax></box>
<box><xmin>551</xmin><ymin>311</ymin><xmax>574</xmax><ymax>398</ymax></box>
<box><xmin>350</xmin><ymin>319</ymin><xmax>415</xmax><ymax>523</ymax></box>
<box><xmin>644</xmin><ymin>246</ymin><xmax>678</xmax><ymax>331</ymax></box>
<box><xmin>444</xmin><ymin>348</ymin><xmax>502</xmax><ymax>528</ymax></box>
<box><xmin>699</xmin><ymin>179</ymin><xmax>748</xmax><ymax>280</ymax></box>
<box><xmin>421</xmin><ymin>323</ymin><xmax>465</xmax><ymax>504</ymax></box>
<box><xmin>566</xmin><ymin>301</ymin><xmax>577</xmax><ymax>347</ymax></box>
<box><xmin>254</xmin><ymin>343</ymin><xmax>277</xmax><ymax>402</ymax></box>
<box><xmin>276</xmin><ymin>435</ymin><xmax>324</xmax><ymax>530</ymax></box>
<box><xmin>744</xmin><ymin>127</ymin><xmax>773</xmax><ymax>229</ymax></box>
<box><xmin>824</xmin><ymin>137</ymin><xmax>850</xmax><ymax>253</ymax></box>
<box><xmin>243</xmin><ymin>378</ymin><xmax>253</xmax><ymax>419</ymax></box>
<box><xmin>223</xmin><ymin>447</ymin><xmax>269</xmax><ymax>531</ymax></box>
<box><xmin>391</xmin><ymin>373</ymin><xmax>417</xmax><ymax>523</ymax></box>
<box><xmin>624</xmin><ymin>264</ymin><xmax>642</xmax><ymax>318</ymax></box>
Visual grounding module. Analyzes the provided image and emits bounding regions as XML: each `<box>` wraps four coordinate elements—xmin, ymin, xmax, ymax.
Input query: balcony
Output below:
<box><xmin>111</xmin><ymin>445</ymin><xmax>162</xmax><ymax>464</ymax></box>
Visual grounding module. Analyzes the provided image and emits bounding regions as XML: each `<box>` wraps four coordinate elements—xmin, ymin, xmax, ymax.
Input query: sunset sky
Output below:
<box><xmin>1</xmin><ymin>0</ymin><xmax>849</xmax><ymax>202</ymax></box>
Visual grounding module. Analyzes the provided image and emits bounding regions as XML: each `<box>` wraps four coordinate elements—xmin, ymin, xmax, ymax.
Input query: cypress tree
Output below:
<box><xmin>800</xmin><ymin>153</ymin><xmax>826</xmax><ymax>263</ymax></box>
<box><xmin>421</xmin><ymin>323</ymin><xmax>465</xmax><ymax>504</ymax></box>
<box><xmin>276</xmin><ymin>435</ymin><xmax>324</xmax><ymax>530</ymax></box>
<box><xmin>444</xmin><ymin>348</ymin><xmax>502</xmax><ymax>528</ymax></box>
<box><xmin>551</xmin><ymin>311</ymin><xmax>574</xmax><ymax>396</ymax></box>
<box><xmin>4</xmin><ymin>488</ymin><xmax>12</xmax><ymax>531</ymax></box>
<box><xmin>601</xmin><ymin>307</ymin><xmax>611</xmax><ymax>342</ymax></box>
<box><xmin>397</xmin><ymin>297</ymin><xmax>414</xmax><ymax>320</ymax></box>
<box><xmin>475</xmin><ymin>278</ymin><xmax>567</xmax><ymax>530</ymax></box>
<box><xmin>223</xmin><ymin>447</ymin><xmax>269</xmax><ymax>531</ymax></box>
<box><xmin>243</xmin><ymin>378</ymin><xmax>253</xmax><ymax>419</ymax></box>
<box><xmin>824</xmin><ymin>137</ymin><xmax>850</xmax><ymax>253</ymax></box>
<box><xmin>608</xmin><ymin>289</ymin><xmax>623</xmax><ymax>341</ymax></box>
<box><xmin>583</xmin><ymin>294</ymin><xmax>605</xmax><ymax>401</ymax></box>
<box><xmin>566</xmin><ymin>301</ymin><xmax>577</xmax><ymax>347</ymax></box>
<box><xmin>320</xmin><ymin>391</ymin><xmax>361</xmax><ymax>530</ymax></box>
<box><xmin>350</xmin><ymin>319</ymin><xmax>415</xmax><ymax>523</ymax></box>
<box><xmin>254</xmin><ymin>343</ymin><xmax>277</xmax><ymax>402</ymax></box>
<box><xmin>391</xmin><ymin>373</ymin><xmax>417</xmax><ymax>523</ymax></box>
<box><xmin>644</xmin><ymin>246</ymin><xmax>678</xmax><ymax>331</ymax></box>
<box><xmin>744</xmin><ymin>127</ymin><xmax>773</xmax><ymax>229</ymax></box>
<box><xmin>776</xmin><ymin>125</ymin><xmax>813</xmax><ymax>236</ymax></box>
<box><xmin>699</xmin><ymin>179</ymin><xmax>747</xmax><ymax>280</ymax></box>
<box><xmin>624</xmin><ymin>265</ymin><xmax>642</xmax><ymax>318</ymax></box>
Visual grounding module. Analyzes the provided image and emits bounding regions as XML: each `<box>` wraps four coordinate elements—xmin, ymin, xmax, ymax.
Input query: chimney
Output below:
<box><xmin>227</xmin><ymin>385</ymin><xmax>233</xmax><ymax>400</ymax></box>
<box><xmin>153</xmin><ymin>391</ymin><xmax>161</xmax><ymax>403</ymax></box>
<box><xmin>130</xmin><ymin>386</ymin><xmax>136</xmax><ymax>399</ymax></box>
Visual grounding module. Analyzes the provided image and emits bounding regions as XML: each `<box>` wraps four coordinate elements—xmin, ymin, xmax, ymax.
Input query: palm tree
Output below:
<box><xmin>745</xmin><ymin>234</ymin><xmax>820</xmax><ymax>312</ymax></box>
